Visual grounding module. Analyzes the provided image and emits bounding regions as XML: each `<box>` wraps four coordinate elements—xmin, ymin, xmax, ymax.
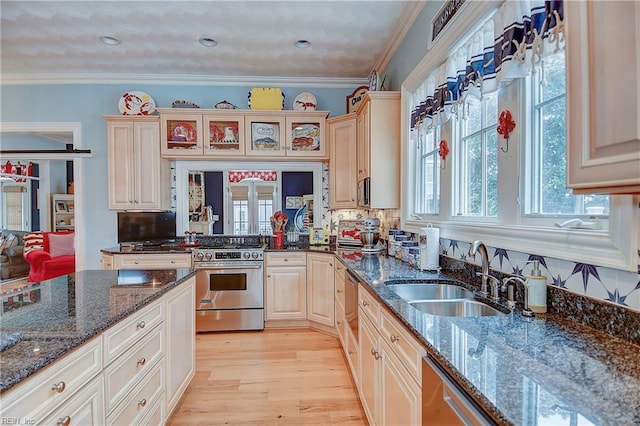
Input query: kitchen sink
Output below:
<box><xmin>409</xmin><ymin>299</ymin><xmax>506</xmax><ymax>317</ymax></box>
<box><xmin>387</xmin><ymin>283</ymin><xmax>475</xmax><ymax>301</ymax></box>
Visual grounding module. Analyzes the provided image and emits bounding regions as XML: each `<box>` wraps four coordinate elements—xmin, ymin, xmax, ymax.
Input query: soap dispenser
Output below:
<box><xmin>525</xmin><ymin>260</ymin><xmax>547</xmax><ymax>313</ymax></box>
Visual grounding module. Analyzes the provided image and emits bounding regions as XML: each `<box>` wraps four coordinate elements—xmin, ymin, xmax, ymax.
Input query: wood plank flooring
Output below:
<box><xmin>167</xmin><ymin>329</ymin><xmax>367</xmax><ymax>425</ymax></box>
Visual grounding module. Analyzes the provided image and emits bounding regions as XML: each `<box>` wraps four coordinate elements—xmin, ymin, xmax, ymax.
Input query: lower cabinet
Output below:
<box><xmin>358</xmin><ymin>285</ymin><xmax>423</xmax><ymax>426</ymax></box>
<box><xmin>265</xmin><ymin>253</ymin><xmax>307</xmax><ymax>321</ymax></box>
<box><xmin>306</xmin><ymin>252</ymin><xmax>335</xmax><ymax>326</ymax></box>
<box><xmin>40</xmin><ymin>375</ymin><xmax>105</xmax><ymax>426</ymax></box>
<box><xmin>101</xmin><ymin>252</ymin><xmax>192</xmax><ymax>270</ymax></box>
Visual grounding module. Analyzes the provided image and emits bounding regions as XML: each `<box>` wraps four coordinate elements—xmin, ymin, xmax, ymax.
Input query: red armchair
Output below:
<box><xmin>23</xmin><ymin>232</ymin><xmax>76</xmax><ymax>282</ymax></box>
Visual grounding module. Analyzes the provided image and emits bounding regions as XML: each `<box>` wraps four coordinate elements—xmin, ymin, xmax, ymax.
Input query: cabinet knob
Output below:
<box><xmin>137</xmin><ymin>357</ymin><xmax>146</xmax><ymax>367</ymax></box>
<box><xmin>267</xmin><ymin>274</ymin><xmax>272</xmax><ymax>278</ymax></box>
<box><xmin>329</xmin><ymin>263</ymin><xmax>333</xmax><ymax>267</ymax></box>
<box><xmin>337</xmin><ymin>320</ymin><xmax>342</xmax><ymax>325</ymax></box>
<box><xmin>51</xmin><ymin>381</ymin><xmax>66</xmax><ymax>393</ymax></box>
<box><xmin>284</xmin><ymin>258</ymin><xmax>288</xmax><ymax>262</ymax></box>
<box><xmin>336</xmin><ymin>289</ymin><xmax>342</xmax><ymax>293</ymax></box>
<box><xmin>390</xmin><ymin>334</ymin><xmax>400</xmax><ymax>343</ymax></box>
<box><xmin>362</xmin><ymin>301</ymin><xmax>369</xmax><ymax>307</ymax></box>
<box><xmin>56</xmin><ymin>416</ymin><xmax>71</xmax><ymax>426</ymax></box>
<box><xmin>348</xmin><ymin>349</ymin><xmax>353</xmax><ymax>355</ymax></box>
<box><xmin>171</xmin><ymin>260</ymin><xmax>175</xmax><ymax>264</ymax></box>
<box><xmin>136</xmin><ymin>321</ymin><xmax>146</xmax><ymax>330</ymax></box>
<box><xmin>134</xmin><ymin>261</ymin><xmax>139</xmax><ymax>264</ymax></box>
<box><xmin>138</xmin><ymin>398</ymin><xmax>147</xmax><ymax>407</ymax></box>
<box><xmin>370</xmin><ymin>348</ymin><xmax>381</xmax><ymax>360</ymax></box>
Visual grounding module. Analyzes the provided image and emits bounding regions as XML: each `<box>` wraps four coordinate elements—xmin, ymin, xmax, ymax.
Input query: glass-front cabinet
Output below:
<box><xmin>245</xmin><ymin>116</ymin><xmax>286</xmax><ymax>157</ymax></box>
<box><xmin>287</xmin><ymin>113</ymin><xmax>326</xmax><ymax>158</ymax></box>
<box><xmin>160</xmin><ymin>113</ymin><xmax>203</xmax><ymax>157</ymax></box>
<box><xmin>204</xmin><ymin>114</ymin><xmax>245</xmax><ymax>156</ymax></box>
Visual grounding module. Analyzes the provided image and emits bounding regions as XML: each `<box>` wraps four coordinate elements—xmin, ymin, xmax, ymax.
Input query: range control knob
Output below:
<box><xmin>251</xmin><ymin>252</ymin><xmax>259</xmax><ymax>260</ymax></box>
<box><xmin>196</xmin><ymin>252</ymin><xmax>205</xmax><ymax>261</ymax></box>
<box><xmin>243</xmin><ymin>252</ymin><xmax>251</xmax><ymax>259</ymax></box>
<box><xmin>205</xmin><ymin>252</ymin><xmax>213</xmax><ymax>260</ymax></box>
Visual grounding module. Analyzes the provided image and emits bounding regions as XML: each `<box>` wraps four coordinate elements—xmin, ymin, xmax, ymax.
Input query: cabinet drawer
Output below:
<box><xmin>1</xmin><ymin>337</ymin><xmax>102</xmax><ymax>421</ymax></box>
<box><xmin>335</xmin><ymin>299</ymin><xmax>346</xmax><ymax>348</ymax></box>
<box><xmin>334</xmin><ymin>265</ymin><xmax>346</xmax><ymax>310</ymax></box>
<box><xmin>266</xmin><ymin>252</ymin><xmax>306</xmax><ymax>266</ymax></box>
<box><xmin>358</xmin><ymin>285</ymin><xmax>380</xmax><ymax>327</ymax></box>
<box><xmin>345</xmin><ymin>327</ymin><xmax>359</xmax><ymax>386</ymax></box>
<box><xmin>104</xmin><ymin>324</ymin><xmax>164</xmax><ymax>413</ymax></box>
<box><xmin>107</xmin><ymin>360</ymin><xmax>164</xmax><ymax>426</ymax></box>
<box><xmin>379</xmin><ymin>308</ymin><xmax>425</xmax><ymax>382</ymax></box>
<box><xmin>115</xmin><ymin>253</ymin><xmax>192</xmax><ymax>269</ymax></box>
<box><xmin>103</xmin><ymin>301</ymin><xmax>163</xmax><ymax>365</ymax></box>
<box><xmin>39</xmin><ymin>375</ymin><xmax>105</xmax><ymax>426</ymax></box>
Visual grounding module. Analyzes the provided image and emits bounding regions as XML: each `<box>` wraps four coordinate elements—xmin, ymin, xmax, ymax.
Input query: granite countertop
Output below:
<box><xmin>0</xmin><ymin>269</ymin><xmax>196</xmax><ymax>393</ymax></box>
<box><xmin>336</xmin><ymin>249</ymin><xmax>640</xmax><ymax>426</ymax></box>
<box><xmin>101</xmin><ymin>245</ymin><xmax>195</xmax><ymax>254</ymax></box>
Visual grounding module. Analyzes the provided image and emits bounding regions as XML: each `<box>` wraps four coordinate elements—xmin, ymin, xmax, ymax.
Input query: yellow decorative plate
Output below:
<box><xmin>248</xmin><ymin>88</ymin><xmax>284</xmax><ymax>110</ymax></box>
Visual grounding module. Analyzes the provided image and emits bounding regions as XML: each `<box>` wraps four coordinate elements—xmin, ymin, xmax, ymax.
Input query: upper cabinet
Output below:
<box><xmin>356</xmin><ymin>92</ymin><xmax>401</xmax><ymax>208</ymax></box>
<box><xmin>105</xmin><ymin>116</ymin><xmax>170</xmax><ymax>210</ymax></box>
<box><xmin>565</xmin><ymin>1</ymin><xmax>640</xmax><ymax>193</ymax></box>
<box><xmin>159</xmin><ymin>109</ymin><xmax>327</xmax><ymax>160</ymax></box>
<box><xmin>328</xmin><ymin>113</ymin><xmax>358</xmax><ymax>209</ymax></box>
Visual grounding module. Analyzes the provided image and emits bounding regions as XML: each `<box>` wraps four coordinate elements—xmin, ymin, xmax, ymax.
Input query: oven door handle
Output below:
<box><xmin>198</xmin><ymin>264</ymin><xmax>263</xmax><ymax>270</ymax></box>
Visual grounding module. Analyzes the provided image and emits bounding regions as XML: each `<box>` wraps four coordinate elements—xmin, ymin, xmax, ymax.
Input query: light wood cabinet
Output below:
<box><xmin>265</xmin><ymin>252</ymin><xmax>307</xmax><ymax>320</ymax></box>
<box><xmin>52</xmin><ymin>193</ymin><xmax>75</xmax><ymax>231</ymax></box>
<box><xmin>101</xmin><ymin>252</ymin><xmax>192</xmax><ymax>270</ymax></box>
<box><xmin>355</xmin><ymin>92</ymin><xmax>401</xmax><ymax>208</ymax></box>
<box><xmin>165</xmin><ymin>280</ymin><xmax>196</xmax><ymax>416</ymax></box>
<box><xmin>358</xmin><ymin>285</ymin><xmax>423</xmax><ymax>426</ymax></box>
<box><xmin>565</xmin><ymin>1</ymin><xmax>640</xmax><ymax>193</ymax></box>
<box><xmin>306</xmin><ymin>252</ymin><xmax>335</xmax><ymax>327</ymax></box>
<box><xmin>328</xmin><ymin>113</ymin><xmax>358</xmax><ymax>208</ymax></box>
<box><xmin>159</xmin><ymin>109</ymin><xmax>328</xmax><ymax>160</ymax></box>
<box><xmin>40</xmin><ymin>375</ymin><xmax>105</xmax><ymax>426</ymax></box>
<box><xmin>105</xmin><ymin>116</ymin><xmax>170</xmax><ymax>210</ymax></box>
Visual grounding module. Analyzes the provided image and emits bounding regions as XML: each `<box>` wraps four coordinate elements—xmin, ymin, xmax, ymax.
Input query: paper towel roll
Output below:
<box><xmin>419</xmin><ymin>225</ymin><xmax>439</xmax><ymax>270</ymax></box>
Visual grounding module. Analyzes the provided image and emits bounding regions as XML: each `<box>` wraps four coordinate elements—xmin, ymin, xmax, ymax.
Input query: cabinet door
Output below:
<box><xmin>165</xmin><ymin>278</ymin><xmax>195</xmax><ymax>416</ymax></box>
<box><xmin>566</xmin><ymin>1</ymin><xmax>640</xmax><ymax>193</ymax></box>
<box><xmin>161</xmin><ymin>113</ymin><xmax>203</xmax><ymax>157</ymax></box>
<box><xmin>329</xmin><ymin>115</ymin><xmax>358</xmax><ymax>208</ymax></box>
<box><xmin>203</xmin><ymin>114</ymin><xmax>246</xmax><ymax>156</ymax></box>
<box><xmin>306</xmin><ymin>253</ymin><xmax>335</xmax><ymax>326</ymax></box>
<box><xmin>357</xmin><ymin>103</ymin><xmax>370</xmax><ymax>181</ymax></box>
<box><xmin>359</xmin><ymin>313</ymin><xmax>380</xmax><ymax>426</ymax></box>
<box><xmin>108</xmin><ymin>121</ymin><xmax>136</xmax><ymax>209</ymax></box>
<box><xmin>40</xmin><ymin>375</ymin><xmax>105</xmax><ymax>426</ymax></box>
<box><xmin>265</xmin><ymin>266</ymin><xmax>307</xmax><ymax>320</ymax></box>
<box><xmin>380</xmin><ymin>341</ymin><xmax>421</xmax><ymax>426</ymax></box>
<box><xmin>245</xmin><ymin>116</ymin><xmax>286</xmax><ymax>157</ymax></box>
<box><xmin>134</xmin><ymin>121</ymin><xmax>163</xmax><ymax>209</ymax></box>
<box><xmin>286</xmin><ymin>114</ymin><xmax>327</xmax><ymax>158</ymax></box>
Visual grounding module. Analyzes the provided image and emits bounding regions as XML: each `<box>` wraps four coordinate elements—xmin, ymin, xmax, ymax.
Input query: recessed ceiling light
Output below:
<box><xmin>199</xmin><ymin>37</ymin><xmax>218</xmax><ymax>47</ymax></box>
<box><xmin>100</xmin><ymin>36</ymin><xmax>121</xmax><ymax>45</ymax></box>
<box><xmin>295</xmin><ymin>40</ymin><xmax>311</xmax><ymax>49</ymax></box>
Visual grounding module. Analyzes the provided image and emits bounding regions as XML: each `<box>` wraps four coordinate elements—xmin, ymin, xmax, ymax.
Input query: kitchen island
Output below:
<box><xmin>0</xmin><ymin>269</ymin><xmax>196</xmax><ymax>424</ymax></box>
<box><xmin>336</xmin><ymin>250</ymin><xmax>640</xmax><ymax>426</ymax></box>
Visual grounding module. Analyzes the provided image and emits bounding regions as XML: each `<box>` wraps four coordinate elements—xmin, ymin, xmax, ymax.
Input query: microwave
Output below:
<box><xmin>357</xmin><ymin>177</ymin><xmax>370</xmax><ymax>207</ymax></box>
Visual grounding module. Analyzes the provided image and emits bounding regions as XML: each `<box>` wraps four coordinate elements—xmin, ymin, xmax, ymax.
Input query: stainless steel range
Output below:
<box><xmin>193</xmin><ymin>239</ymin><xmax>265</xmax><ymax>332</ymax></box>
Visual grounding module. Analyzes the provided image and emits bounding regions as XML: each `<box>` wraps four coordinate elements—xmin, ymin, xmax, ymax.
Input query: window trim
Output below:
<box><xmin>399</xmin><ymin>1</ymin><xmax>639</xmax><ymax>272</ymax></box>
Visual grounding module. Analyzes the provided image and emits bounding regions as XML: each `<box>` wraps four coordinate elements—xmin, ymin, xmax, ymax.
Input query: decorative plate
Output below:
<box><xmin>119</xmin><ymin>91</ymin><xmax>156</xmax><ymax>115</ymax></box>
<box><xmin>291</xmin><ymin>124</ymin><xmax>320</xmax><ymax>151</ymax></box>
<box><xmin>214</xmin><ymin>100</ymin><xmax>237</xmax><ymax>109</ymax></box>
<box><xmin>248</xmin><ymin>88</ymin><xmax>285</xmax><ymax>110</ymax></box>
<box><xmin>293</xmin><ymin>92</ymin><xmax>317</xmax><ymax>111</ymax></box>
<box><xmin>172</xmin><ymin>100</ymin><xmax>200</xmax><ymax>108</ymax></box>
<box><xmin>368</xmin><ymin>70</ymin><xmax>378</xmax><ymax>92</ymax></box>
<box><xmin>170</xmin><ymin>122</ymin><xmax>197</xmax><ymax>142</ymax></box>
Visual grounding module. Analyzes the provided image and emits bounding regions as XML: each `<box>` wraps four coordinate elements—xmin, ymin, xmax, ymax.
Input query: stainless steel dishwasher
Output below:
<box><xmin>422</xmin><ymin>353</ymin><xmax>496</xmax><ymax>425</ymax></box>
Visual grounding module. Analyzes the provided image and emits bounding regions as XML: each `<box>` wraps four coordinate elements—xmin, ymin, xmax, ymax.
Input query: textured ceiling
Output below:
<box><xmin>1</xmin><ymin>1</ymin><xmax>421</xmax><ymax>84</ymax></box>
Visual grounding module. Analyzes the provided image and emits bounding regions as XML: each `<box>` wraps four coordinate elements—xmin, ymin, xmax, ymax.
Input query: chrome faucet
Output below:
<box><xmin>468</xmin><ymin>240</ymin><xmax>499</xmax><ymax>299</ymax></box>
<box><xmin>502</xmin><ymin>276</ymin><xmax>534</xmax><ymax>317</ymax></box>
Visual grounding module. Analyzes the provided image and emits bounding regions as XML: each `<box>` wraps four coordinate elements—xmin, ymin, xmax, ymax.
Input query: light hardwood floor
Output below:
<box><xmin>167</xmin><ymin>329</ymin><xmax>367</xmax><ymax>425</ymax></box>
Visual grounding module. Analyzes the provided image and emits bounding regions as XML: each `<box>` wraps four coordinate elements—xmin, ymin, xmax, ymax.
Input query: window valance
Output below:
<box><xmin>411</xmin><ymin>0</ymin><xmax>564</xmax><ymax>131</ymax></box>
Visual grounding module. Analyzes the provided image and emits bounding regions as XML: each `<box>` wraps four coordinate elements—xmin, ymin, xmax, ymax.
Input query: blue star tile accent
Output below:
<box><xmin>552</xmin><ymin>274</ymin><xmax>567</xmax><ymax>288</ymax></box>
<box><xmin>493</xmin><ymin>248</ymin><xmax>510</xmax><ymax>269</ymax></box>
<box><xmin>527</xmin><ymin>254</ymin><xmax>548</xmax><ymax>271</ymax></box>
<box><xmin>606</xmin><ymin>289</ymin><xmax>628</xmax><ymax>306</ymax></box>
<box><xmin>512</xmin><ymin>265</ymin><xmax>524</xmax><ymax>276</ymax></box>
<box><xmin>571</xmin><ymin>263</ymin><xmax>602</xmax><ymax>293</ymax></box>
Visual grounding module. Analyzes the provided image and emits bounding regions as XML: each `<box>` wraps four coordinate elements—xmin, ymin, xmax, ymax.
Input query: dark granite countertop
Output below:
<box><xmin>0</xmin><ymin>269</ymin><xmax>196</xmax><ymax>394</ymax></box>
<box><xmin>335</xmin><ymin>249</ymin><xmax>640</xmax><ymax>426</ymax></box>
<box><xmin>101</xmin><ymin>245</ymin><xmax>195</xmax><ymax>254</ymax></box>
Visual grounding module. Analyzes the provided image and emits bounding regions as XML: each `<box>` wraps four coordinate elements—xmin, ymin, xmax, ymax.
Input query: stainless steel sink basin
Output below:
<box><xmin>409</xmin><ymin>299</ymin><xmax>506</xmax><ymax>317</ymax></box>
<box><xmin>387</xmin><ymin>283</ymin><xmax>475</xmax><ymax>301</ymax></box>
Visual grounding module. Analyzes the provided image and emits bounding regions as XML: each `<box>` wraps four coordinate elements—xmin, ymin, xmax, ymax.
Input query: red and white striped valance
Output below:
<box><xmin>228</xmin><ymin>170</ymin><xmax>277</xmax><ymax>183</ymax></box>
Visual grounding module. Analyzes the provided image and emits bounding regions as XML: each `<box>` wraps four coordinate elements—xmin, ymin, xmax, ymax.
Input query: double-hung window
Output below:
<box><xmin>413</xmin><ymin>125</ymin><xmax>441</xmax><ymax>216</ymax></box>
<box><xmin>452</xmin><ymin>91</ymin><xmax>498</xmax><ymax>217</ymax></box>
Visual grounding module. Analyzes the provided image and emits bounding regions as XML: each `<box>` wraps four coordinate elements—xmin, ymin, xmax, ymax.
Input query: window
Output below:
<box><xmin>413</xmin><ymin>125</ymin><xmax>441</xmax><ymax>215</ymax></box>
<box><xmin>228</xmin><ymin>180</ymin><xmax>277</xmax><ymax>235</ymax></box>
<box><xmin>525</xmin><ymin>52</ymin><xmax>609</xmax><ymax>217</ymax></box>
<box><xmin>453</xmin><ymin>91</ymin><xmax>498</xmax><ymax>217</ymax></box>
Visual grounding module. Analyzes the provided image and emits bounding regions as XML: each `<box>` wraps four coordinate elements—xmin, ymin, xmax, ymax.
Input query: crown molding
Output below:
<box><xmin>0</xmin><ymin>73</ymin><xmax>368</xmax><ymax>88</ymax></box>
<box><xmin>373</xmin><ymin>1</ymin><xmax>427</xmax><ymax>78</ymax></box>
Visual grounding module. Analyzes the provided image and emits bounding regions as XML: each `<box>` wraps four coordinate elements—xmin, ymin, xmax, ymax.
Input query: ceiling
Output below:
<box><xmin>0</xmin><ymin>1</ymin><xmax>424</xmax><ymax>85</ymax></box>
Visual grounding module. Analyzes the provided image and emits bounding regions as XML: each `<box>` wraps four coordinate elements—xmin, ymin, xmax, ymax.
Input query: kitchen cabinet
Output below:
<box><xmin>159</xmin><ymin>109</ymin><xmax>328</xmax><ymax>160</ymax></box>
<box><xmin>101</xmin><ymin>252</ymin><xmax>192</xmax><ymax>270</ymax></box>
<box><xmin>358</xmin><ymin>285</ymin><xmax>423</xmax><ymax>426</ymax></box>
<box><xmin>105</xmin><ymin>116</ymin><xmax>170</xmax><ymax>210</ymax></box>
<box><xmin>306</xmin><ymin>252</ymin><xmax>335</xmax><ymax>327</ymax></box>
<box><xmin>328</xmin><ymin>113</ymin><xmax>358</xmax><ymax>208</ymax></box>
<box><xmin>565</xmin><ymin>1</ymin><xmax>640</xmax><ymax>193</ymax></box>
<box><xmin>265</xmin><ymin>252</ymin><xmax>307</xmax><ymax>321</ymax></box>
<box><xmin>40</xmin><ymin>375</ymin><xmax>105</xmax><ymax>426</ymax></box>
<box><xmin>356</xmin><ymin>92</ymin><xmax>401</xmax><ymax>208</ymax></box>
<box><xmin>52</xmin><ymin>193</ymin><xmax>75</xmax><ymax>231</ymax></box>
